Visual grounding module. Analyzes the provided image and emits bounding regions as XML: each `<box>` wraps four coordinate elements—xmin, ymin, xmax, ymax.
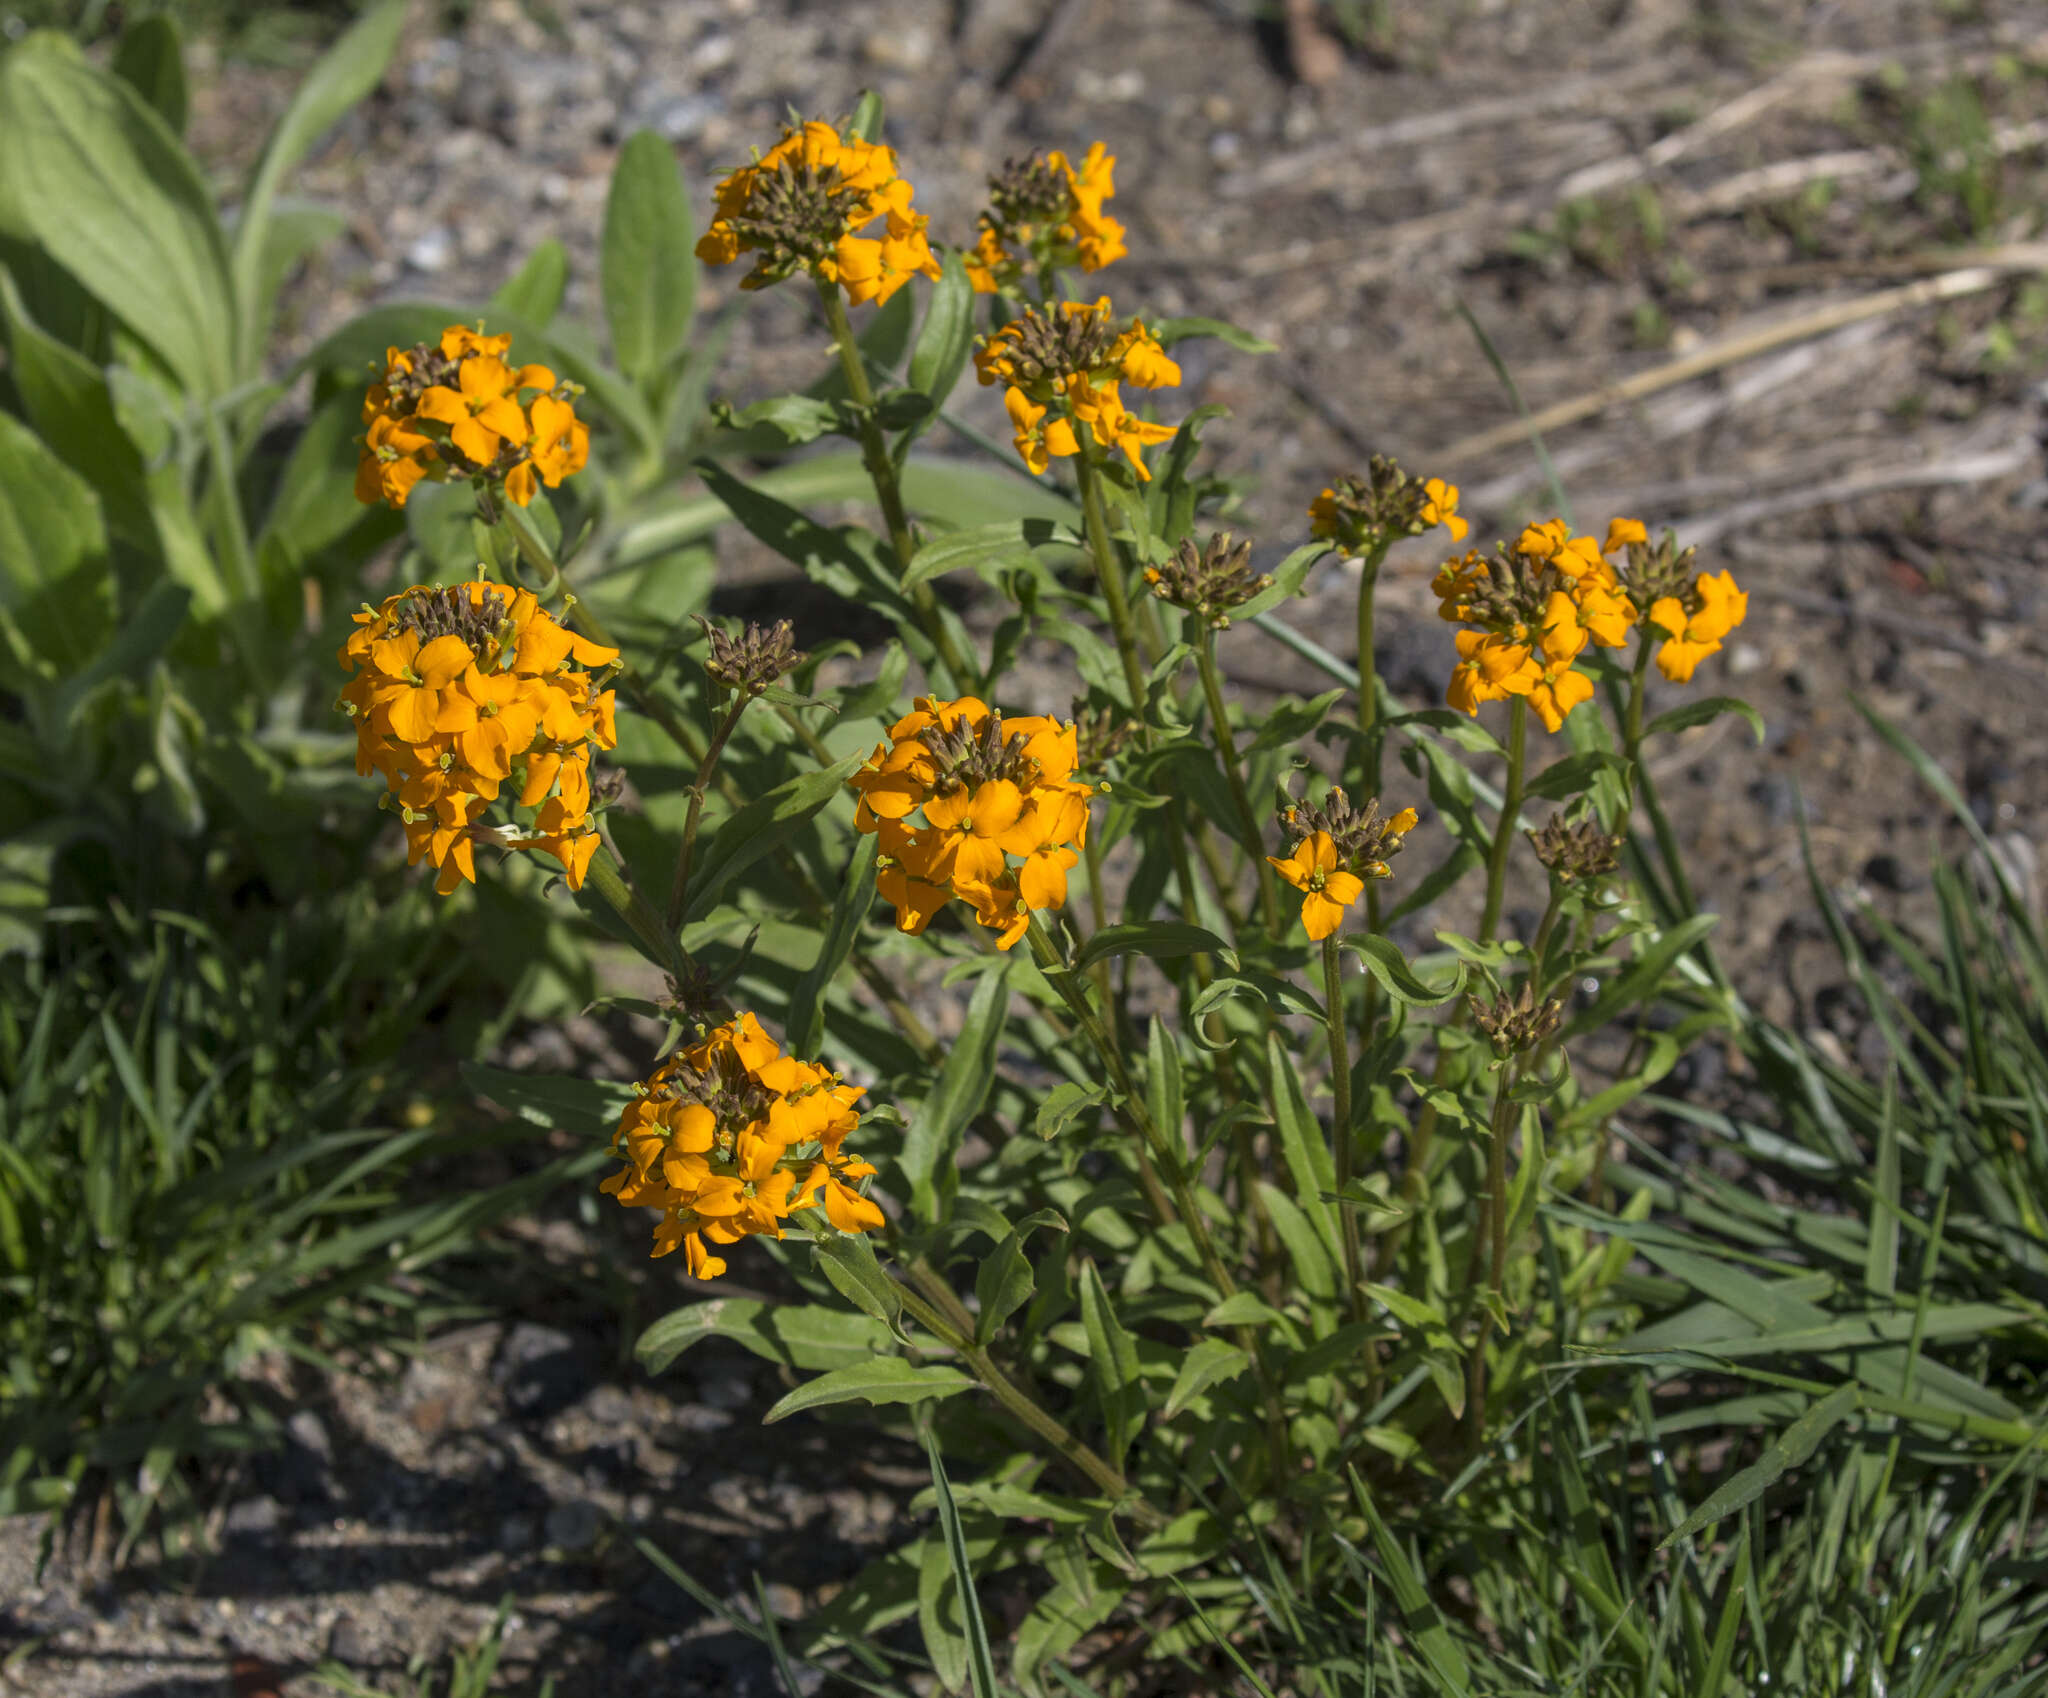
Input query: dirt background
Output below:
<box><xmin>4</xmin><ymin>0</ymin><xmax>2048</xmax><ymax>1691</ymax></box>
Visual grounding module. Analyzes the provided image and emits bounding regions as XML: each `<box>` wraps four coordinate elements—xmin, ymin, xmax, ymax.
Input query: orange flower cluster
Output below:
<box><xmin>337</xmin><ymin>582</ymin><xmax>617</xmax><ymax>894</ymax></box>
<box><xmin>851</xmin><ymin>696</ymin><xmax>1094</xmax><ymax>950</ymax></box>
<box><xmin>599</xmin><ymin>1013</ymin><xmax>881</xmax><ymax>1279</ymax></box>
<box><xmin>355</xmin><ymin>325</ymin><xmax>588</xmax><ymax>511</ymax></box>
<box><xmin>974</xmin><ymin>297</ymin><xmax>1181</xmax><ymax>480</ymax></box>
<box><xmin>1603</xmin><ymin>519</ymin><xmax>1749</xmax><ymax>682</ymax></box>
<box><xmin>1432</xmin><ymin>518</ymin><xmax>1643</xmax><ymax>733</ymax></box>
<box><xmin>696</xmin><ymin>119</ymin><xmax>940</xmax><ymax>307</ymax></box>
<box><xmin>1268</xmin><ymin>791</ymin><xmax>1418</xmax><ymax>940</ymax></box>
<box><xmin>965</xmin><ymin>143</ymin><xmax>1126</xmax><ymax>294</ymax></box>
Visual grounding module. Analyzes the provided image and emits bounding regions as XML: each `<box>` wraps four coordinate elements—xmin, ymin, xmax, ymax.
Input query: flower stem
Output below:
<box><xmin>1465</xmin><ymin>1068</ymin><xmax>1516</xmax><ymax>1440</ymax></box>
<box><xmin>587</xmin><ymin>844</ymin><xmax>685</xmax><ymax>977</ymax></box>
<box><xmin>1071</xmin><ymin>438</ymin><xmax>1149</xmax><ymax>712</ymax></box>
<box><xmin>817</xmin><ymin>282</ymin><xmax>977</xmax><ymax>694</ymax></box>
<box><xmin>888</xmin><ymin>1268</ymin><xmax>1162</xmax><ymax>1523</ymax></box>
<box><xmin>1197</xmin><ymin>629</ymin><xmax>1281</xmax><ymax>933</ymax></box>
<box><xmin>667</xmin><ymin>693</ymin><xmax>749</xmax><ymax>933</ymax></box>
<box><xmin>1478</xmin><ymin>697</ymin><xmax>1528</xmax><ymax>944</ymax></box>
<box><xmin>1323</xmin><ymin>931</ymin><xmax>1365</xmax><ymax>1320</ymax></box>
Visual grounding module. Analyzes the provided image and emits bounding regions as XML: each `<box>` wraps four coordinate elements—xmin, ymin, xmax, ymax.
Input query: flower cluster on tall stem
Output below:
<box><xmin>599</xmin><ymin>1013</ymin><xmax>880</xmax><ymax>1279</ymax></box>
<box><xmin>975</xmin><ymin>296</ymin><xmax>1180</xmax><ymax>481</ymax></box>
<box><xmin>1601</xmin><ymin>519</ymin><xmax>1749</xmax><ymax>682</ymax></box>
<box><xmin>696</xmin><ymin>119</ymin><xmax>939</xmax><ymax>307</ymax></box>
<box><xmin>355</xmin><ymin>325</ymin><xmax>588</xmax><ymax>512</ymax></box>
<box><xmin>1433</xmin><ymin>517</ymin><xmax>1642</xmax><ymax>733</ymax></box>
<box><xmin>336</xmin><ymin>582</ymin><xmax>618</xmax><ymax>892</ymax></box>
<box><xmin>852</xmin><ymin>697</ymin><xmax>1094</xmax><ymax>949</ymax></box>
<box><xmin>1268</xmin><ymin>790</ymin><xmax>1418</xmax><ymax>941</ymax></box>
<box><xmin>964</xmin><ymin>143</ymin><xmax>1125</xmax><ymax>294</ymax></box>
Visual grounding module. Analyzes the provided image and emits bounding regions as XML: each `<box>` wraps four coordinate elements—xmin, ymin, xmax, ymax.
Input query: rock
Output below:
<box><xmin>1861</xmin><ymin>852</ymin><xmax>1921</xmax><ymax>893</ymax></box>
<box><xmin>545</xmin><ymin>1499</ymin><xmax>604</xmax><ymax>1551</ymax></box>
<box><xmin>225</xmin><ymin>1495</ymin><xmax>283</xmax><ymax>1537</ymax></box>
<box><xmin>499</xmin><ymin>1513</ymin><xmax>537</xmax><ymax>1553</ymax></box>
<box><xmin>582</xmin><ymin>1383</ymin><xmax>635</xmax><ymax>1426</ymax></box>
<box><xmin>327</xmin><ymin>1611</ymin><xmax>372</xmax><ymax>1666</ymax></box>
<box><xmin>288</xmin><ymin>1410</ymin><xmax>332</xmax><ymax>1458</ymax></box>
<box><xmin>696</xmin><ymin>1365</ymin><xmax>753</xmax><ymax>1411</ymax></box>
<box><xmin>406</xmin><ymin>227</ymin><xmax>454</xmax><ymax>273</ymax></box>
<box><xmin>494</xmin><ymin>1322</ymin><xmax>591</xmax><ymax>1420</ymax></box>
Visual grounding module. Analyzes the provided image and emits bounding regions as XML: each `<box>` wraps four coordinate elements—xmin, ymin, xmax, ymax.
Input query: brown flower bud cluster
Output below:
<box><xmin>695</xmin><ymin>617</ymin><xmax>806</xmax><ymax>699</ymax></box>
<box><xmin>1143</xmin><ymin>533</ymin><xmax>1273</xmax><ymax>628</ymax></box>
<box><xmin>1472</xmin><ymin>984</ymin><xmax>1564</xmax><ymax>1057</ymax></box>
<box><xmin>1526</xmin><ymin>815</ymin><xmax>1623</xmax><ymax>884</ymax></box>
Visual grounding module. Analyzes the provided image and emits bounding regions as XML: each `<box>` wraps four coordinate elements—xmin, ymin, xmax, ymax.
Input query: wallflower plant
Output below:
<box><xmin>304</xmin><ymin>86</ymin><xmax>1940</xmax><ymax>1698</ymax></box>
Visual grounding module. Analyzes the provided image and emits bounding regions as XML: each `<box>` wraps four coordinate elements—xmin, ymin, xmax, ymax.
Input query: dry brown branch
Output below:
<box><xmin>1433</xmin><ymin>254</ymin><xmax>2048</xmax><ymax>468</ymax></box>
<box><xmin>1216</xmin><ymin>60</ymin><xmax>1676</xmax><ymax>198</ymax></box>
<box><xmin>1679</xmin><ymin>443</ymin><xmax>2036</xmax><ymax>549</ymax></box>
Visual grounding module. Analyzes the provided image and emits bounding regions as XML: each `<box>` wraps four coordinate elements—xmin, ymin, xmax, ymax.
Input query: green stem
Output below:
<box><xmin>667</xmin><ymin>693</ymin><xmax>748</xmax><ymax>933</ymax></box>
<box><xmin>202</xmin><ymin>404</ymin><xmax>265</xmax><ymax>676</ymax></box>
<box><xmin>586</xmin><ymin>845</ymin><xmax>685</xmax><ymax>977</ymax></box>
<box><xmin>889</xmin><ymin>1267</ymin><xmax>1160</xmax><ymax>1522</ymax></box>
<box><xmin>1478</xmin><ymin>697</ymin><xmax>1528</xmax><ymax>944</ymax></box>
<box><xmin>1197</xmin><ymin>630</ymin><xmax>1280</xmax><ymax>933</ymax></box>
<box><xmin>1527</xmin><ymin>885</ymin><xmax>1566</xmax><ymax>996</ymax></box>
<box><xmin>817</xmin><ymin>282</ymin><xmax>976</xmax><ymax>694</ymax></box>
<box><xmin>1071</xmin><ymin>439</ymin><xmax>1150</xmax><ymax>711</ymax></box>
<box><xmin>1353</xmin><ymin>544</ymin><xmax>1390</xmax><ymax>792</ymax></box>
<box><xmin>1323</xmin><ymin>932</ymin><xmax>1364</xmax><ymax>1320</ymax></box>
<box><xmin>1465</xmin><ymin>1068</ymin><xmax>1516</xmax><ymax>1440</ymax></box>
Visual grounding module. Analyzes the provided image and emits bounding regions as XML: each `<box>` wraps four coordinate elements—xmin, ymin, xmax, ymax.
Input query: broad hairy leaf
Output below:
<box><xmin>763</xmin><ymin>1358</ymin><xmax>973</xmax><ymax>1422</ymax></box>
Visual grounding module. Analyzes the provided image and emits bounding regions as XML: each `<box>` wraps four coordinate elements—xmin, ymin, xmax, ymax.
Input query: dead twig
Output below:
<box><xmin>1433</xmin><ymin>256</ymin><xmax>2048</xmax><ymax>468</ymax></box>
<box><xmin>1680</xmin><ymin>442</ymin><xmax>2036</xmax><ymax>549</ymax></box>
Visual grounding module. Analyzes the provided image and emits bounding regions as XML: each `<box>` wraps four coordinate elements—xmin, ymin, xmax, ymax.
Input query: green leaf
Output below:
<box><xmin>715</xmin><ymin>393</ymin><xmax>845</xmax><ymax>447</ymax></box>
<box><xmin>1345</xmin><ymin>934</ymin><xmax>1465</xmax><ymax>1007</ymax></box>
<box><xmin>695</xmin><ymin>460</ymin><xmax>909</xmax><ymax>614</ymax></box>
<box><xmin>601</xmin><ymin>130</ymin><xmax>697</xmax><ymax>384</ymax></box>
<box><xmin>0</xmin><ymin>34</ymin><xmax>236</xmax><ymax>396</ymax></box>
<box><xmin>902</xmin><ymin>954</ymin><xmax>1014</xmax><ymax>1223</ymax></box>
<box><xmin>1071</xmin><ymin>922</ymin><xmax>1237</xmax><ymax>975</ymax></box>
<box><xmin>490</xmin><ymin>238</ymin><xmax>569</xmax><ymax>328</ymax></box>
<box><xmin>1524</xmin><ymin>749</ymin><xmax>1630</xmax><ymax>802</ymax></box>
<box><xmin>786</xmin><ymin>832</ymin><xmax>878</xmax><ymax>1060</ymax></box>
<box><xmin>111</xmin><ymin>16</ymin><xmax>187</xmax><ymax>136</ymax></box>
<box><xmin>907</xmin><ymin>247</ymin><xmax>974</xmax><ymax>410</ymax></box>
<box><xmin>45</xmin><ymin>580</ymin><xmax>188</xmax><ymax>737</ymax></box>
<box><xmin>459</xmin><ymin>1062</ymin><xmax>634</xmax><ymax>1130</ymax></box>
<box><xmin>1642</xmin><ymin>693</ymin><xmax>1765</xmax><ymax>746</ymax></box>
<box><xmin>638</xmin><ymin>1298</ymin><xmax>894</xmax><ymax>1374</ymax></box>
<box><xmin>975</xmin><ymin>1230</ymin><xmax>1036</xmax><ymax>1344</ymax></box>
<box><xmin>1204</xmin><ymin>1292</ymin><xmax>1288</xmax><ymax>1328</ymax></box>
<box><xmin>1243</xmin><ymin>686</ymin><xmax>1345</xmax><ymax>756</ymax></box>
<box><xmin>900</xmin><ymin>516</ymin><xmax>1080</xmax><ymax>592</ymax></box>
<box><xmin>1265</xmin><ymin>1032</ymin><xmax>1338</xmax><ymax>1243</ymax></box>
<box><xmin>763</xmin><ymin>1358</ymin><xmax>973</xmax><ymax>1423</ymax></box>
<box><xmin>1163</xmin><ymin>1339</ymin><xmax>1250</xmax><ymax>1418</ymax></box>
<box><xmin>1259</xmin><ymin>1182</ymin><xmax>1340</xmax><ymax>1309</ymax></box>
<box><xmin>1558</xmin><ymin>912</ymin><xmax>1719</xmax><ymax>1037</ymax></box>
<box><xmin>1351</xmin><ymin>1471</ymin><xmax>1473</xmax><ymax>1694</ymax></box>
<box><xmin>1078</xmin><ymin>1260</ymin><xmax>1145</xmax><ymax>1468</ymax></box>
<box><xmin>1149</xmin><ymin>315</ymin><xmax>1279</xmax><ymax>354</ymax></box>
<box><xmin>0</xmin><ymin>408</ymin><xmax>113</xmax><ymax>692</ymax></box>
<box><xmin>1662</xmin><ymin>1384</ymin><xmax>1861</xmax><ymax>1547</ymax></box>
<box><xmin>682</xmin><ymin>750</ymin><xmax>865</xmax><ymax>923</ymax></box>
<box><xmin>814</xmin><ymin>1229</ymin><xmax>905</xmax><ymax>1326</ymax></box>
<box><xmin>1231</xmin><ymin>542</ymin><xmax>1329</xmax><ymax>623</ymax></box>
<box><xmin>847</xmin><ymin>90</ymin><xmax>886</xmax><ymax>143</ymax></box>
<box><xmin>254</xmin><ymin>391</ymin><xmax>385</xmax><ymax>577</ymax></box>
<box><xmin>1034</xmin><ymin>1080</ymin><xmax>1110</xmax><ymax>1140</ymax></box>
<box><xmin>922</xmin><ymin>1428</ymin><xmax>1002</xmax><ymax>1698</ymax></box>
<box><xmin>229</xmin><ymin>0</ymin><xmax>404</xmax><ymax>372</ymax></box>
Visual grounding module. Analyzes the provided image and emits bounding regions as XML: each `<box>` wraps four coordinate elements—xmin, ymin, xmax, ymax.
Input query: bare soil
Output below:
<box><xmin>6</xmin><ymin>0</ymin><xmax>2048</xmax><ymax>1690</ymax></box>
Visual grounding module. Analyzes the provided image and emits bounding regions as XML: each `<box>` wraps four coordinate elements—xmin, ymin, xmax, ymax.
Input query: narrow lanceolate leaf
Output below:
<box><xmin>0</xmin><ymin>408</ymin><xmax>113</xmax><ymax>690</ymax></box>
<box><xmin>1345</xmin><ymin>935</ymin><xmax>1465</xmax><ymax>1008</ymax></box>
<box><xmin>785</xmin><ymin>831</ymin><xmax>878</xmax><ymax>1061</ymax></box>
<box><xmin>490</xmin><ymin>237</ymin><xmax>570</xmax><ymax>328</ymax></box>
<box><xmin>762</xmin><ymin>1359</ymin><xmax>973</xmax><ymax>1423</ymax></box>
<box><xmin>637</xmin><ymin>1298</ymin><xmax>893</xmax><ymax>1375</ymax></box>
<box><xmin>230</xmin><ymin>0</ymin><xmax>404</xmax><ymax>371</ymax></box>
<box><xmin>922</xmin><ymin>1428</ymin><xmax>1002</xmax><ymax>1698</ymax></box>
<box><xmin>602</xmin><ymin>130</ymin><xmax>697</xmax><ymax>383</ymax></box>
<box><xmin>1071</xmin><ymin>922</ymin><xmax>1237</xmax><ymax>975</ymax></box>
<box><xmin>907</xmin><ymin>247</ymin><xmax>975</xmax><ymax>413</ymax></box>
<box><xmin>1163</xmin><ymin>1339</ymin><xmax>1251</xmax><ymax>1419</ymax></box>
<box><xmin>1078</xmin><ymin>1260</ymin><xmax>1145</xmax><ymax>1469</ymax></box>
<box><xmin>974</xmin><ymin>1229</ymin><xmax>1036</xmax><ymax>1344</ymax></box>
<box><xmin>682</xmin><ymin>751</ymin><xmax>864</xmax><ymax>923</ymax></box>
<box><xmin>1350</xmin><ymin>1470</ymin><xmax>1473</xmax><ymax>1695</ymax></box>
<box><xmin>0</xmin><ymin>35</ymin><xmax>236</xmax><ymax>396</ymax></box>
<box><xmin>1661</xmin><ymin>1383</ymin><xmax>1861</xmax><ymax>1546</ymax></box>
<box><xmin>110</xmin><ymin>15</ymin><xmax>188</xmax><ymax>136</ymax></box>
<box><xmin>901</xmin><ymin>954</ymin><xmax>1014</xmax><ymax>1224</ymax></box>
<box><xmin>1641</xmin><ymin>694</ymin><xmax>1766</xmax><ymax>746</ymax></box>
<box><xmin>459</xmin><ymin>1062</ymin><xmax>635</xmax><ymax>1131</ymax></box>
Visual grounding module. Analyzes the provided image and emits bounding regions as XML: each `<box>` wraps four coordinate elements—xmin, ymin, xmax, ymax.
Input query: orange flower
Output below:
<box><xmin>1267</xmin><ymin>831</ymin><xmax>1366</xmax><ymax>941</ymax></box>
